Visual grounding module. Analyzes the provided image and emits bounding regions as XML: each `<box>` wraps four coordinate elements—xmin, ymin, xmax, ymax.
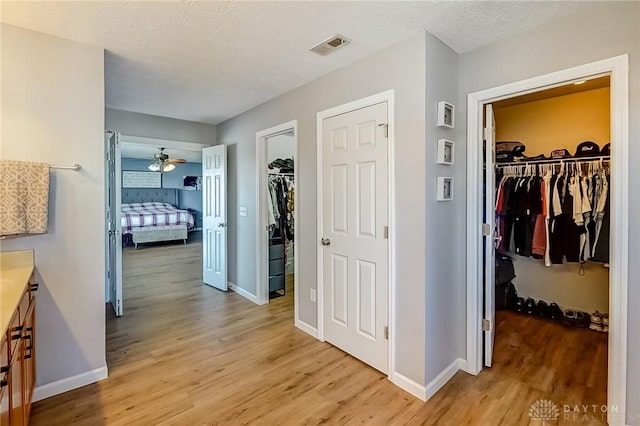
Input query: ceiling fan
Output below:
<box><xmin>148</xmin><ymin>148</ymin><xmax>186</xmax><ymax>172</ymax></box>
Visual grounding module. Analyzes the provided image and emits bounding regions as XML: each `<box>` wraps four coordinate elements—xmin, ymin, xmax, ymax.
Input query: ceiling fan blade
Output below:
<box><xmin>166</xmin><ymin>158</ymin><xmax>187</xmax><ymax>164</ymax></box>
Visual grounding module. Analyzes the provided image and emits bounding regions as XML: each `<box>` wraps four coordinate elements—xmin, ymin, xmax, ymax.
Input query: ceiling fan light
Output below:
<box><xmin>162</xmin><ymin>163</ymin><xmax>176</xmax><ymax>172</ymax></box>
<box><xmin>148</xmin><ymin>162</ymin><xmax>161</xmax><ymax>172</ymax></box>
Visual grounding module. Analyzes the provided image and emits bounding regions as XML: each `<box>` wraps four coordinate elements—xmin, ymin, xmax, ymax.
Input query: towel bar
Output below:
<box><xmin>50</xmin><ymin>164</ymin><xmax>81</xmax><ymax>171</ymax></box>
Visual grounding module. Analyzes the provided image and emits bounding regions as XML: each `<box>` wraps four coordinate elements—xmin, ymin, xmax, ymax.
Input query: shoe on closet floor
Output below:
<box><xmin>603</xmin><ymin>313</ymin><xmax>609</xmax><ymax>326</ymax></box>
<box><xmin>514</xmin><ymin>297</ymin><xmax>525</xmax><ymax>313</ymax></box>
<box><xmin>549</xmin><ymin>302</ymin><xmax>563</xmax><ymax>321</ymax></box>
<box><xmin>563</xmin><ymin>309</ymin><xmax>577</xmax><ymax>327</ymax></box>
<box><xmin>575</xmin><ymin>311</ymin><xmax>591</xmax><ymax>328</ymax></box>
<box><xmin>525</xmin><ymin>298</ymin><xmax>536</xmax><ymax>315</ymax></box>
<box><xmin>590</xmin><ymin>311</ymin><xmax>604</xmax><ymax>332</ymax></box>
<box><xmin>536</xmin><ymin>300</ymin><xmax>549</xmax><ymax>318</ymax></box>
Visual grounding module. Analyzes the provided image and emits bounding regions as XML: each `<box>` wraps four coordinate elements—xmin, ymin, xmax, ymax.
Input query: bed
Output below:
<box><xmin>121</xmin><ymin>202</ymin><xmax>195</xmax><ymax>248</ymax></box>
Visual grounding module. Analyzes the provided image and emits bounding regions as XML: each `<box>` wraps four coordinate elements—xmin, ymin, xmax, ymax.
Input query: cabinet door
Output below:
<box><xmin>0</xmin><ymin>336</ymin><xmax>8</xmax><ymax>426</ymax></box>
<box><xmin>21</xmin><ymin>302</ymin><xmax>35</xmax><ymax>420</ymax></box>
<box><xmin>9</xmin><ymin>337</ymin><xmax>23</xmax><ymax>426</ymax></box>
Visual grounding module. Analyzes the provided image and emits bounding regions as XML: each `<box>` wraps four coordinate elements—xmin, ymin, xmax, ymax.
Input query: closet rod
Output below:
<box><xmin>268</xmin><ymin>172</ymin><xmax>294</xmax><ymax>176</ymax></box>
<box><xmin>50</xmin><ymin>163</ymin><xmax>81</xmax><ymax>171</ymax></box>
<box><xmin>496</xmin><ymin>155</ymin><xmax>609</xmax><ymax>167</ymax></box>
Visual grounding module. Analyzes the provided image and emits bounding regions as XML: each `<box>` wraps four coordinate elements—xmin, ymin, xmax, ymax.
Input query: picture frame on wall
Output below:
<box><xmin>436</xmin><ymin>177</ymin><xmax>454</xmax><ymax>201</ymax></box>
<box><xmin>437</xmin><ymin>101</ymin><xmax>455</xmax><ymax>128</ymax></box>
<box><xmin>437</xmin><ymin>139</ymin><xmax>455</xmax><ymax>165</ymax></box>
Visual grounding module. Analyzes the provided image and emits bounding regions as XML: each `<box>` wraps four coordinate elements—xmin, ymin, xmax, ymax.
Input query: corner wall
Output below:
<box><xmin>217</xmin><ymin>34</ymin><xmax>428</xmax><ymax>385</ymax></box>
<box><xmin>424</xmin><ymin>33</ymin><xmax>465</xmax><ymax>385</ymax></box>
<box><xmin>458</xmin><ymin>3</ymin><xmax>640</xmax><ymax>422</ymax></box>
<box><xmin>1</xmin><ymin>24</ymin><xmax>106</xmax><ymax>393</ymax></box>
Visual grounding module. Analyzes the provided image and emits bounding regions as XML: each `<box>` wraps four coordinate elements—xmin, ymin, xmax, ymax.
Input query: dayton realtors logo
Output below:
<box><xmin>529</xmin><ymin>399</ymin><xmax>560</xmax><ymax>425</ymax></box>
<box><xmin>529</xmin><ymin>399</ymin><xmax>620</xmax><ymax>423</ymax></box>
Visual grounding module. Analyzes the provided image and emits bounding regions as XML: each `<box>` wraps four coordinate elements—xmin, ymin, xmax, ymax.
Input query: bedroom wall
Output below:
<box><xmin>458</xmin><ymin>2</ymin><xmax>640</xmax><ymax>421</ymax></box>
<box><xmin>105</xmin><ymin>108</ymin><xmax>217</xmax><ymax>145</ymax></box>
<box><xmin>0</xmin><ymin>23</ymin><xmax>106</xmax><ymax>396</ymax></box>
<box><xmin>120</xmin><ymin>158</ymin><xmax>203</xmax><ymax>223</ymax></box>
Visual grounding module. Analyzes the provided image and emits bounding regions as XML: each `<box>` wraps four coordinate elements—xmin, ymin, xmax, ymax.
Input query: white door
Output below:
<box><xmin>202</xmin><ymin>145</ymin><xmax>227</xmax><ymax>290</ymax></box>
<box><xmin>105</xmin><ymin>131</ymin><xmax>123</xmax><ymax>316</ymax></box>
<box><xmin>484</xmin><ymin>104</ymin><xmax>496</xmax><ymax>367</ymax></box>
<box><xmin>322</xmin><ymin>102</ymin><xmax>389</xmax><ymax>373</ymax></box>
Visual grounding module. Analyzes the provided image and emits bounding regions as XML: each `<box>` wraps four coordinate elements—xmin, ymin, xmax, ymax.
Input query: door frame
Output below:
<box><xmin>465</xmin><ymin>55</ymin><xmax>628</xmax><ymax>423</ymax></box>
<box><xmin>255</xmin><ymin>120</ymin><xmax>299</xmax><ymax>314</ymax></box>
<box><xmin>316</xmin><ymin>90</ymin><xmax>396</xmax><ymax>380</ymax></box>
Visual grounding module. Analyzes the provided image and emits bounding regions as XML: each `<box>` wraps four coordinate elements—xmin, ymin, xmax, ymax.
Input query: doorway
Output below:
<box><xmin>466</xmin><ymin>55</ymin><xmax>628</xmax><ymax>423</ymax></box>
<box><xmin>256</xmin><ymin>121</ymin><xmax>299</xmax><ymax>311</ymax></box>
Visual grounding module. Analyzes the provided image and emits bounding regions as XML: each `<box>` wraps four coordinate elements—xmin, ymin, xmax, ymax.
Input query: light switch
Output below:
<box><xmin>239</xmin><ymin>206</ymin><xmax>248</xmax><ymax>217</ymax></box>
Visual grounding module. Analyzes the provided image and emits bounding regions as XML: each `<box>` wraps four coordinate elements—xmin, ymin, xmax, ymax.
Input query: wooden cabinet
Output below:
<box><xmin>0</xmin><ymin>275</ymin><xmax>36</xmax><ymax>426</ymax></box>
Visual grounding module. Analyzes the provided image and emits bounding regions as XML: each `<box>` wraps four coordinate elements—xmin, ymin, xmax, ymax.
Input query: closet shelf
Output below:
<box><xmin>496</xmin><ymin>155</ymin><xmax>610</xmax><ymax>167</ymax></box>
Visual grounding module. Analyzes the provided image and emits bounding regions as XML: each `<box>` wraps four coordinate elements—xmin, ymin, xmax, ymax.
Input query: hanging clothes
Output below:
<box><xmin>268</xmin><ymin>174</ymin><xmax>295</xmax><ymax>242</ymax></box>
<box><xmin>495</xmin><ymin>159</ymin><xmax>609</xmax><ymax>266</ymax></box>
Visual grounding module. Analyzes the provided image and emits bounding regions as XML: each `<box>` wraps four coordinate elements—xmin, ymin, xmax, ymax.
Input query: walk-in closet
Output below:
<box><xmin>488</xmin><ymin>76</ymin><xmax>611</xmax><ymax>411</ymax></box>
<box><xmin>266</xmin><ymin>132</ymin><xmax>295</xmax><ymax>299</ymax></box>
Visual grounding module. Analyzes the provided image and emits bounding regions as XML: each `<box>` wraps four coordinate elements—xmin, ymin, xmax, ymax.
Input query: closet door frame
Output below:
<box><xmin>465</xmin><ymin>55</ymin><xmax>629</xmax><ymax>425</ymax></box>
<box><xmin>254</xmin><ymin>121</ymin><xmax>303</xmax><ymax>319</ymax></box>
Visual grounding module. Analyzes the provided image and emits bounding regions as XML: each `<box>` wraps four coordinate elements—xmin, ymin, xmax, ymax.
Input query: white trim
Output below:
<box><xmin>465</xmin><ymin>55</ymin><xmax>628</xmax><ymax>421</ymax></box>
<box><xmin>294</xmin><ymin>319</ymin><xmax>318</xmax><ymax>339</ymax></box>
<box><xmin>425</xmin><ymin>358</ymin><xmax>465</xmax><ymax>400</ymax></box>
<box><xmin>228</xmin><ymin>281</ymin><xmax>264</xmax><ymax>305</ymax></box>
<box><xmin>316</xmin><ymin>90</ymin><xmax>396</xmax><ymax>377</ymax></box>
<box><xmin>119</xmin><ymin>134</ymin><xmax>210</xmax><ymax>152</ymax></box>
<box><xmin>32</xmin><ymin>366</ymin><xmax>108</xmax><ymax>402</ymax></box>
<box><xmin>392</xmin><ymin>372</ymin><xmax>426</xmax><ymax>401</ymax></box>
<box><xmin>255</xmin><ymin>120</ymin><xmax>299</xmax><ymax>314</ymax></box>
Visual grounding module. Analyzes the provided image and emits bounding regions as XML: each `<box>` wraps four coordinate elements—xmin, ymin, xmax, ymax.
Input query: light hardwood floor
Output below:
<box><xmin>30</xmin><ymin>240</ymin><xmax>608</xmax><ymax>425</ymax></box>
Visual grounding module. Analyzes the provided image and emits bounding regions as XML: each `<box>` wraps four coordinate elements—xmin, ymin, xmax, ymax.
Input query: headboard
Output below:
<box><xmin>121</xmin><ymin>188</ymin><xmax>178</xmax><ymax>206</ymax></box>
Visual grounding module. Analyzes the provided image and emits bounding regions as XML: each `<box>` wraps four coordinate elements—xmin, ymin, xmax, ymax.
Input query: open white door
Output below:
<box><xmin>105</xmin><ymin>130</ymin><xmax>123</xmax><ymax>316</ymax></box>
<box><xmin>202</xmin><ymin>145</ymin><xmax>227</xmax><ymax>290</ymax></box>
<box><xmin>322</xmin><ymin>102</ymin><xmax>389</xmax><ymax>373</ymax></box>
<box><xmin>484</xmin><ymin>104</ymin><xmax>496</xmax><ymax>366</ymax></box>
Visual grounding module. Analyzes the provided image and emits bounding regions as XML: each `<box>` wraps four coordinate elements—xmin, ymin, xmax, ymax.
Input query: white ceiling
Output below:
<box><xmin>0</xmin><ymin>1</ymin><xmax>602</xmax><ymax>125</ymax></box>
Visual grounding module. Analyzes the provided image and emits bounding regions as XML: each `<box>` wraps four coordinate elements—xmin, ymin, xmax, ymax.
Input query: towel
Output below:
<box><xmin>0</xmin><ymin>160</ymin><xmax>50</xmax><ymax>236</ymax></box>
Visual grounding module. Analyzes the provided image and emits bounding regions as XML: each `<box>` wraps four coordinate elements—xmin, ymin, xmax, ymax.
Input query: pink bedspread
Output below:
<box><xmin>121</xmin><ymin>202</ymin><xmax>194</xmax><ymax>234</ymax></box>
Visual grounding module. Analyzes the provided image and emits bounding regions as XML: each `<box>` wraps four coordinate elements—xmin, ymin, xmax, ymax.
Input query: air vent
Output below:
<box><xmin>310</xmin><ymin>34</ymin><xmax>351</xmax><ymax>56</ymax></box>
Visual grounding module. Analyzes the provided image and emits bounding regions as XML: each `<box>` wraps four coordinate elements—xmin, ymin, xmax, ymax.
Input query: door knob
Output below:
<box><xmin>321</xmin><ymin>238</ymin><xmax>331</xmax><ymax>246</ymax></box>
<box><xmin>218</xmin><ymin>222</ymin><xmax>227</xmax><ymax>228</ymax></box>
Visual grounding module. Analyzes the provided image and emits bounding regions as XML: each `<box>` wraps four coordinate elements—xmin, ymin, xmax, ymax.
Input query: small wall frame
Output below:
<box><xmin>436</xmin><ymin>177</ymin><xmax>454</xmax><ymax>201</ymax></box>
<box><xmin>437</xmin><ymin>139</ymin><xmax>455</xmax><ymax>165</ymax></box>
<box><xmin>437</xmin><ymin>101</ymin><xmax>455</xmax><ymax>128</ymax></box>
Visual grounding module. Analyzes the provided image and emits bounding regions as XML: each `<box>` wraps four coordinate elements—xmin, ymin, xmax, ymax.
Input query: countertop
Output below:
<box><xmin>0</xmin><ymin>250</ymin><xmax>34</xmax><ymax>337</ymax></box>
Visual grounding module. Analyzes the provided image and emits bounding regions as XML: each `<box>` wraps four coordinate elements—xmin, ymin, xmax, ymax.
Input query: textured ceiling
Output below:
<box><xmin>0</xmin><ymin>1</ymin><xmax>602</xmax><ymax>124</ymax></box>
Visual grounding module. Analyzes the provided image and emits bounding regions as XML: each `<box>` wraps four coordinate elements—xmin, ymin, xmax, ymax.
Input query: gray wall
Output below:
<box><xmin>217</xmin><ymin>34</ymin><xmax>429</xmax><ymax>384</ymax></box>
<box><xmin>121</xmin><ymin>158</ymin><xmax>203</xmax><ymax>218</ymax></box>
<box><xmin>424</xmin><ymin>33</ymin><xmax>465</xmax><ymax>383</ymax></box>
<box><xmin>106</xmin><ymin>108</ymin><xmax>217</xmax><ymax>144</ymax></box>
<box><xmin>458</xmin><ymin>2</ymin><xmax>640</xmax><ymax>421</ymax></box>
<box><xmin>1</xmin><ymin>24</ymin><xmax>106</xmax><ymax>388</ymax></box>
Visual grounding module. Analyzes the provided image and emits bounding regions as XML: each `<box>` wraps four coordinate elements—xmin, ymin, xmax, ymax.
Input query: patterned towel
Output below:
<box><xmin>0</xmin><ymin>160</ymin><xmax>50</xmax><ymax>236</ymax></box>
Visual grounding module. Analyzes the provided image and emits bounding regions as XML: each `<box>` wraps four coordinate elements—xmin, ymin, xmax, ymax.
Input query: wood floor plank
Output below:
<box><xmin>30</xmin><ymin>240</ymin><xmax>608</xmax><ymax>425</ymax></box>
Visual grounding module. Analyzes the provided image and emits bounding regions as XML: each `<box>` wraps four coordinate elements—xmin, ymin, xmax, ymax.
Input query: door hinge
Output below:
<box><xmin>378</xmin><ymin>123</ymin><xmax>389</xmax><ymax>138</ymax></box>
<box><xmin>384</xmin><ymin>325</ymin><xmax>389</xmax><ymax>340</ymax></box>
<box><xmin>482</xmin><ymin>223</ymin><xmax>491</xmax><ymax>236</ymax></box>
<box><xmin>482</xmin><ymin>318</ymin><xmax>491</xmax><ymax>331</ymax></box>
<box><xmin>383</xmin><ymin>226</ymin><xmax>389</xmax><ymax>239</ymax></box>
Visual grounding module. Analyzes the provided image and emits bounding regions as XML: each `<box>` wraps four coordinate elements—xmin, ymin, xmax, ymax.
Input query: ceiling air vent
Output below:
<box><xmin>310</xmin><ymin>34</ymin><xmax>351</xmax><ymax>56</ymax></box>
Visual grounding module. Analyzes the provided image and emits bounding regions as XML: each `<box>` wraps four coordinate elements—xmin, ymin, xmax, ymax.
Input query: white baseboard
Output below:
<box><xmin>425</xmin><ymin>357</ymin><xmax>465</xmax><ymax>400</ymax></box>
<box><xmin>33</xmin><ymin>366</ymin><xmax>108</xmax><ymax>402</ymax></box>
<box><xmin>295</xmin><ymin>319</ymin><xmax>318</xmax><ymax>339</ymax></box>
<box><xmin>228</xmin><ymin>281</ymin><xmax>264</xmax><ymax>305</ymax></box>
<box><xmin>392</xmin><ymin>372</ymin><xmax>427</xmax><ymax>401</ymax></box>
